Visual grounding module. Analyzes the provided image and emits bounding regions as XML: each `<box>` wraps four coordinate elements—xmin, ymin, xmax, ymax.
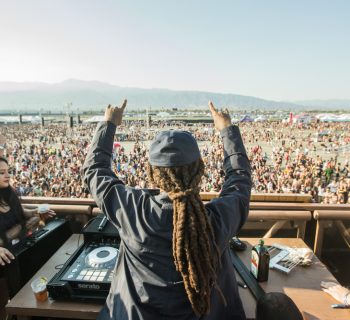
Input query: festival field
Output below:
<box><xmin>1</xmin><ymin>118</ymin><xmax>350</xmax><ymax>204</ymax></box>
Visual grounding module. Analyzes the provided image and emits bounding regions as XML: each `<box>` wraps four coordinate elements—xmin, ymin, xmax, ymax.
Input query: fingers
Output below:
<box><xmin>208</xmin><ymin>101</ymin><xmax>230</xmax><ymax>115</ymax></box>
<box><xmin>120</xmin><ymin>99</ymin><xmax>127</xmax><ymax>110</ymax></box>
<box><xmin>106</xmin><ymin>99</ymin><xmax>127</xmax><ymax>111</ymax></box>
<box><xmin>7</xmin><ymin>250</ymin><xmax>14</xmax><ymax>260</ymax></box>
<box><xmin>208</xmin><ymin>101</ymin><xmax>217</xmax><ymax>114</ymax></box>
<box><xmin>2</xmin><ymin>255</ymin><xmax>11</xmax><ymax>264</ymax></box>
<box><xmin>43</xmin><ymin>210</ymin><xmax>56</xmax><ymax>219</ymax></box>
<box><xmin>0</xmin><ymin>249</ymin><xmax>14</xmax><ymax>265</ymax></box>
<box><xmin>43</xmin><ymin>213</ymin><xmax>54</xmax><ymax>219</ymax></box>
<box><xmin>327</xmin><ymin>285</ymin><xmax>342</xmax><ymax>292</ymax></box>
<box><xmin>322</xmin><ymin>288</ymin><xmax>331</xmax><ymax>295</ymax></box>
<box><xmin>321</xmin><ymin>281</ymin><xmax>337</xmax><ymax>289</ymax></box>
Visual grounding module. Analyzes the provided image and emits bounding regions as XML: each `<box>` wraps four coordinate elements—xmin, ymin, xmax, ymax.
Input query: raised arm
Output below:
<box><xmin>205</xmin><ymin>102</ymin><xmax>251</xmax><ymax>250</ymax></box>
<box><xmin>83</xmin><ymin>100</ymin><xmax>127</xmax><ymax>211</ymax></box>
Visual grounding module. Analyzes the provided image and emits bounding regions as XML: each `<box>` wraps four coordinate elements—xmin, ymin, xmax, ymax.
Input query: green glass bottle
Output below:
<box><xmin>251</xmin><ymin>239</ymin><xmax>270</xmax><ymax>282</ymax></box>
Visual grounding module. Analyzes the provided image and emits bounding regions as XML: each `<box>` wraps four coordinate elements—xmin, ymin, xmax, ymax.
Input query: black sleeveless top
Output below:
<box><xmin>0</xmin><ymin>206</ymin><xmax>23</xmax><ymax>247</ymax></box>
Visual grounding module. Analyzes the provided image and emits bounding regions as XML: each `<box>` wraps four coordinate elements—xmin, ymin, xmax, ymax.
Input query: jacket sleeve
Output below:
<box><xmin>205</xmin><ymin>125</ymin><xmax>251</xmax><ymax>251</ymax></box>
<box><xmin>82</xmin><ymin>121</ymin><xmax>136</xmax><ymax>230</ymax></box>
<box><xmin>83</xmin><ymin>122</ymin><xmax>171</xmax><ymax>243</ymax></box>
<box><xmin>83</xmin><ymin>121</ymin><xmax>120</xmax><ymax>204</ymax></box>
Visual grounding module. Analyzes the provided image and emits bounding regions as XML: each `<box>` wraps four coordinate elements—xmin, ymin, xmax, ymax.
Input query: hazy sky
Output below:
<box><xmin>1</xmin><ymin>0</ymin><xmax>349</xmax><ymax>101</ymax></box>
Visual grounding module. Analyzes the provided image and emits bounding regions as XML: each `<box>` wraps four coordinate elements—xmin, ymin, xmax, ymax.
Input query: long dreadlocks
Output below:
<box><xmin>147</xmin><ymin>158</ymin><xmax>225</xmax><ymax>316</ymax></box>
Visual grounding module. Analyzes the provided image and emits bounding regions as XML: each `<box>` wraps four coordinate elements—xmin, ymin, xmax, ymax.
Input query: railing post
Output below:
<box><xmin>314</xmin><ymin>220</ymin><xmax>326</xmax><ymax>258</ymax></box>
<box><xmin>296</xmin><ymin>221</ymin><xmax>306</xmax><ymax>239</ymax></box>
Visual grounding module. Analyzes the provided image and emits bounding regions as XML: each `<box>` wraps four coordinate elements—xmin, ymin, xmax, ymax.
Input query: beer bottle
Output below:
<box><xmin>251</xmin><ymin>239</ymin><xmax>270</xmax><ymax>282</ymax></box>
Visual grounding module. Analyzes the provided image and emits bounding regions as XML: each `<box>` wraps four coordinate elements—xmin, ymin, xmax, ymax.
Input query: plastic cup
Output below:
<box><xmin>38</xmin><ymin>203</ymin><xmax>50</xmax><ymax>214</ymax></box>
<box><xmin>31</xmin><ymin>277</ymin><xmax>48</xmax><ymax>302</ymax></box>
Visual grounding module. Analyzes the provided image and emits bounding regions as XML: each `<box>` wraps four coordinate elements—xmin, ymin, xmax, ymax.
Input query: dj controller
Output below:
<box><xmin>61</xmin><ymin>244</ymin><xmax>118</xmax><ymax>284</ymax></box>
<box><xmin>47</xmin><ymin>215</ymin><xmax>120</xmax><ymax>302</ymax></box>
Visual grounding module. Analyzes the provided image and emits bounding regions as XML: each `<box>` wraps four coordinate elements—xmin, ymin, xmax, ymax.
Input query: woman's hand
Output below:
<box><xmin>40</xmin><ymin>209</ymin><xmax>56</xmax><ymax>221</ymax></box>
<box><xmin>321</xmin><ymin>281</ymin><xmax>350</xmax><ymax>304</ymax></box>
<box><xmin>38</xmin><ymin>209</ymin><xmax>56</xmax><ymax>221</ymax></box>
<box><xmin>208</xmin><ymin>101</ymin><xmax>232</xmax><ymax>131</ymax></box>
<box><xmin>104</xmin><ymin>99</ymin><xmax>127</xmax><ymax>126</ymax></box>
<box><xmin>0</xmin><ymin>247</ymin><xmax>15</xmax><ymax>266</ymax></box>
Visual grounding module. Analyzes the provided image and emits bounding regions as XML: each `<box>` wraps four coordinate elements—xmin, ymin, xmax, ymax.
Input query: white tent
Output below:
<box><xmin>156</xmin><ymin>112</ymin><xmax>170</xmax><ymax>117</ymax></box>
<box><xmin>0</xmin><ymin>116</ymin><xmax>18</xmax><ymax>123</ymax></box>
<box><xmin>0</xmin><ymin>115</ymin><xmax>41</xmax><ymax>124</ymax></box>
<box><xmin>83</xmin><ymin>115</ymin><xmax>105</xmax><ymax>123</ymax></box>
<box><xmin>254</xmin><ymin>115</ymin><xmax>267</xmax><ymax>122</ymax></box>
<box><xmin>316</xmin><ymin>113</ymin><xmax>350</xmax><ymax>122</ymax></box>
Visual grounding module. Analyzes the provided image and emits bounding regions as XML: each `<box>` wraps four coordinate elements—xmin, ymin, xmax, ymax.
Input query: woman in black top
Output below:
<box><xmin>0</xmin><ymin>157</ymin><xmax>22</xmax><ymax>265</ymax></box>
<box><xmin>0</xmin><ymin>156</ymin><xmax>56</xmax><ymax>315</ymax></box>
<box><xmin>0</xmin><ymin>157</ymin><xmax>55</xmax><ymax>266</ymax></box>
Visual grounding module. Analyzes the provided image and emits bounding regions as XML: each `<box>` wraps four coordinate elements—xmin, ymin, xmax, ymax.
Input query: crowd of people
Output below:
<box><xmin>0</xmin><ymin>118</ymin><xmax>350</xmax><ymax>203</ymax></box>
<box><xmin>1</xmin><ymin>112</ymin><xmax>350</xmax><ymax>319</ymax></box>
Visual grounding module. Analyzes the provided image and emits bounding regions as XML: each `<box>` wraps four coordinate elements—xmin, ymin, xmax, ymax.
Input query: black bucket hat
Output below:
<box><xmin>149</xmin><ymin>130</ymin><xmax>201</xmax><ymax>167</ymax></box>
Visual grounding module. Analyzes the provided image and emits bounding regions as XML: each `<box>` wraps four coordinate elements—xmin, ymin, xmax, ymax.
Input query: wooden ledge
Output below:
<box><xmin>314</xmin><ymin>210</ymin><xmax>350</xmax><ymax>220</ymax></box>
<box><xmin>248</xmin><ymin>210</ymin><xmax>311</xmax><ymax>221</ymax></box>
<box><xmin>92</xmin><ymin>207</ymin><xmax>102</xmax><ymax>216</ymax></box>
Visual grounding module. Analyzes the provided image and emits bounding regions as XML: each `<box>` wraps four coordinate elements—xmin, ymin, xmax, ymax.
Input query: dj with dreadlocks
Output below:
<box><xmin>83</xmin><ymin>99</ymin><xmax>251</xmax><ymax>320</ymax></box>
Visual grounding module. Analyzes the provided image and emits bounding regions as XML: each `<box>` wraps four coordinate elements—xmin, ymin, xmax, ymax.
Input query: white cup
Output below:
<box><xmin>30</xmin><ymin>277</ymin><xmax>48</xmax><ymax>302</ymax></box>
<box><xmin>38</xmin><ymin>203</ymin><xmax>50</xmax><ymax>214</ymax></box>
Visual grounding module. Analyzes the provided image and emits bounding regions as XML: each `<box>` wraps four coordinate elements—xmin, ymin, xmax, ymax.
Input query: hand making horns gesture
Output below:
<box><xmin>209</xmin><ymin>101</ymin><xmax>232</xmax><ymax>131</ymax></box>
<box><xmin>104</xmin><ymin>99</ymin><xmax>127</xmax><ymax>127</ymax></box>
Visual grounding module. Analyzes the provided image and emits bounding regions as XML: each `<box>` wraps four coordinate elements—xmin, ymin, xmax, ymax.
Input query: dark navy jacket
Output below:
<box><xmin>83</xmin><ymin>121</ymin><xmax>251</xmax><ymax>320</ymax></box>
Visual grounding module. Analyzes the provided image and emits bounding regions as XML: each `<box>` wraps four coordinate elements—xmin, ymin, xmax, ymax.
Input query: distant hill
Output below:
<box><xmin>0</xmin><ymin>79</ymin><xmax>339</xmax><ymax>112</ymax></box>
<box><xmin>294</xmin><ymin>99</ymin><xmax>350</xmax><ymax>110</ymax></box>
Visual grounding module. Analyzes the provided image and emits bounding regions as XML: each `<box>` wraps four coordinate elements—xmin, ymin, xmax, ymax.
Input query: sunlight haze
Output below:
<box><xmin>0</xmin><ymin>0</ymin><xmax>349</xmax><ymax>101</ymax></box>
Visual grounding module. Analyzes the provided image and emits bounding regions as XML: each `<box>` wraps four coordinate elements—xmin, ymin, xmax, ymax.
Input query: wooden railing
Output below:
<box><xmin>22</xmin><ymin>192</ymin><xmax>312</xmax><ymax>205</ymax></box>
<box><xmin>21</xmin><ymin>195</ymin><xmax>350</xmax><ymax>212</ymax></box>
<box><xmin>21</xmin><ymin>193</ymin><xmax>350</xmax><ymax>258</ymax></box>
<box><xmin>201</xmin><ymin>192</ymin><xmax>312</xmax><ymax>202</ymax></box>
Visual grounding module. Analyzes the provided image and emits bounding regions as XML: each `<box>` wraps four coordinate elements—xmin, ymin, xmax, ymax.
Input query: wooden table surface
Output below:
<box><xmin>6</xmin><ymin>234</ymin><xmax>101</xmax><ymax>319</ymax></box>
<box><xmin>6</xmin><ymin>235</ymin><xmax>350</xmax><ymax>320</ymax></box>
<box><xmin>237</xmin><ymin>238</ymin><xmax>350</xmax><ymax>320</ymax></box>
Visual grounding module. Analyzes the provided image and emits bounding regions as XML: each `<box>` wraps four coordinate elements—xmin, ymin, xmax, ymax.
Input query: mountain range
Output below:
<box><xmin>0</xmin><ymin>79</ymin><xmax>349</xmax><ymax>112</ymax></box>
